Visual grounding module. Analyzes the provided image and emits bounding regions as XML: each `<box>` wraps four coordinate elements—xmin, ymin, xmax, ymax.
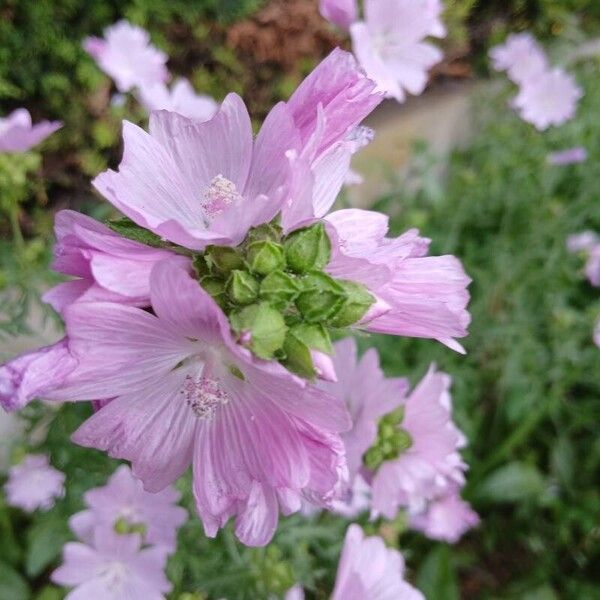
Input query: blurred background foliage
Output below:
<box><xmin>0</xmin><ymin>1</ymin><xmax>599</xmax><ymax>599</ymax></box>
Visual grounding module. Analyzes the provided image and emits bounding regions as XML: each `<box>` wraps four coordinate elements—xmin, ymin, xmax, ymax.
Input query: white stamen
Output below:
<box><xmin>181</xmin><ymin>375</ymin><xmax>229</xmax><ymax>419</ymax></box>
<box><xmin>202</xmin><ymin>174</ymin><xmax>242</xmax><ymax>219</ymax></box>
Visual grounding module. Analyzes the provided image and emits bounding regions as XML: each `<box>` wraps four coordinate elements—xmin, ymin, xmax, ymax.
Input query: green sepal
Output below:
<box><xmin>283</xmin><ymin>222</ymin><xmax>331</xmax><ymax>273</ymax></box>
<box><xmin>246</xmin><ymin>240</ymin><xmax>285</xmax><ymax>275</ymax></box>
<box><xmin>259</xmin><ymin>270</ymin><xmax>300</xmax><ymax>310</ymax></box>
<box><xmin>193</xmin><ymin>254</ymin><xmax>212</xmax><ymax>280</ymax></box>
<box><xmin>205</xmin><ymin>245</ymin><xmax>244</xmax><ymax>274</ymax></box>
<box><xmin>200</xmin><ymin>277</ymin><xmax>227</xmax><ymax>308</ymax></box>
<box><xmin>281</xmin><ymin>323</ymin><xmax>333</xmax><ymax>379</ymax></box>
<box><xmin>107</xmin><ymin>217</ymin><xmax>166</xmax><ymax>247</ymax></box>
<box><xmin>295</xmin><ymin>272</ymin><xmax>346</xmax><ymax>323</ymax></box>
<box><xmin>244</xmin><ymin>220</ymin><xmax>283</xmax><ymax>245</ymax></box>
<box><xmin>226</xmin><ymin>270</ymin><xmax>259</xmax><ymax>305</ymax></box>
<box><xmin>230</xmin><ymin>302</ymin><xmax>288</xmax><ymax>359</ymax></box>
<box><xmin>328</xmin><ymin>280</ymin><xmax>375</xmax><ymax>328</ymax></box>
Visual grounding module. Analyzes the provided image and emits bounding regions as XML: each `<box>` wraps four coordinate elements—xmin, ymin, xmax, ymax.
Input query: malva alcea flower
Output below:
<box><xmin>0</xmin><ymin>108</ymin><xmax>62</xmax><ymax>153</ymax></box>
<box><xmin>350</xmin><ymin>0</ymin><xmax>446</xmax><ymax>103</ymax></box>
<box><xmin>52</xmin><ymin>259</ymin><xmax>350</xmax><ymax>546</ymax></box>
<box><xmin>69</xmin><ymin>465</ymin><xmax>187</xmax><ymax>553</ymax></box>
<box><xmin>319</xmin><ymin>0</ymin><xmax>358</xmax><ymax>30</ymax></box>
<box><xmin>52</xmin><ymin>528</ymin><xmax>171</xmax><ymax>600</ymax></box>
<box><xmin>489</xmin><ymin>33</ymin><xmax>548</xmax><ymax>85</ymax></box>
<box><xmin>5</xmin><ymin>454</ymin><xmax>65</xmax><ymax>512</ymax></box>
<box><xmin>83</xmin><ymin>20</ymin><xmax>169</xmax><ymax>93</ymax></box>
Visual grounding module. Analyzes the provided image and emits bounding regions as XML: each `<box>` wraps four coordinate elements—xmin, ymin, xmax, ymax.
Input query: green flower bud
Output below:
<box><xmin>393</xmin><ymin>428</ymin><xmax>413</xmax><ymax>453</ymax></box>
<box><xmin>328</xmin><ymin>280</ymin><xmax>375</xmax><ymax>328</ymax></box>
<box><xmin>230</xmin><ymin>302</ymin><xmax>288</xmax><ymax>359</ymax></box>
<box><xmin>281</xmin><ymin>324</ymin><xmax>332</xmax><ymax>379</ymax></box>
<box><xmin>378</xmin><ymin>420</ymin><xmax>397</xmax><ymax>440</ymax></box>
<box><xmin>192</xmin><ymin>254</ymin><xmax>212</xmax><ymax>280</ymax></box>
<box><xmin>114</xmin><ymin>517</ymin><xmax>147</xmax><ymax>536</ymax></box>
<box><xmin>284</xmin><ymin>222</ymin><xmax>331</xmax><ymax>273</ymax></box>
<box><xmin>226</xmin><ymin>270</ymin><xmax>259</xmax><ymax>305</ymax></box>
<box><xmin>295</xmin><ymin>272</ymin><xmax>346</xmax><ymax>323</ymax></box>
<box><xmin>364</xmin><ymin>446</ymin><xmax>384</xmax><ymax>470</ymax></box>
<box><xmin>205</xmin><ymin>245</ymin><xmax>244</xmax><ymax>274</ymax></box>
<box><xmin>259</xmin><ymin>270</ymin><xmax>300</xmax><ymax>310</ymax></box>
<box><xmin>200</xmin><ymin>277</ymin><xmax>227</xmax><ymax>308</ymax></box>
<box><xmin>244</xmin><ymin>220</ymin><xmax>283</xmax><ymax>244</ymax></box>
<box><xmin>246</xmin><ymin>240</ymin><xmax>285</xmax><ymax>275</ymax></box>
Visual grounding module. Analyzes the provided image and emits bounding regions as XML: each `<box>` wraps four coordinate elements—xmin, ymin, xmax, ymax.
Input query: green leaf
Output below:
<box><xmin>476</xmin><ymin>462</ymin><xmax>545</xmax><ymax>503</ymax></box>
<box><xmin>0</xmin><ymin>561</ymin><xmax>30</xmax><ymax>600</ymax></box>
<box><xmin>107</xmin><ymin>217</ymin><xmax>167</xmax><ymax>248</ymax></box>
<box><xmin>26</xmin><ymin>517</ymin><xmax>71</xmax><ymax>577</ymax></box>
<box><xmin>417</xmin><ymin>545</ymin><xmax>459</xmax><ymax>600</ymax></box>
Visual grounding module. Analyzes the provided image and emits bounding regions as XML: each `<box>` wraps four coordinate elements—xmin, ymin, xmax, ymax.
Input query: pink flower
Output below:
<box><xmin>0</xmin><ymin>339</ymin><xmax>78</xmax><ymax>411</ymax></box>
<box><xmin>319</xmin><ymin>337</ymin><xmax>409</xmax><ymax>479</ymax></box>
<box><xmin>137</xmin><ymin>79</ymin><xmax>218</xmax><ymax>122</ymax></box>
<box><xmin>52</xmin><ymin>528</ymin><xmax>171</xmax><ymax>600</ymax></box>
<box><xmin>0</xmin><ymin>108</ymin><xmax>62</xmax><ymax>153</ymax></box>
<box><xmin>4</xmin><ymin>454</ymin><xmax>65</xmax><ymax>512</ymax></box>
<box><xmin>319</xmin><ymin>0</ymin><xmax>358</xmax><ymax>30</ymax></box>
<box><xmin>331</xmin><ymin>524</ymin><xmax>424</xmax><ymax>600</ymax></box>
<box><xmin>285</xmin><ymin>585</ymin><xmax>306</xmax><ymax>600</ymax></box>
<box><xmin>83</xmin><ymin>20</ymin><xmax>169</xmax><ymax>93</ymax></box>
<box><xmin>567</xmin><ymin>231</ymin><xmax>598</xmax><ymax>253</ymax></box>
<box><xmin>53</xmin><ymin>259</ymin><xmax>349</xmax><ymax>546</ymax></box>
<box><xmin>512</xmin><ymin>68</ymin><xmax>582</xmax><ymax>131</ymax></box>
<box><xmin>69</xmin><ymin>465</ymin><xmax>187</xmax><ymax>553</ymax></box>
<box><xmin>409</xmin><ymin>489</ymin><xmax>479</xmax><ymax>543</ymax></box>
<box><xmin>350</xmin><ymin>0</ymin><xmax>446</xmax><ymax>102</ymax></box>
<box><xmin>489</xmin><ymin>33</ymin><xmax>548</xmax><ymax>84</ymax></box>
<box><xmin>326</xmin><ymin>209</ymin><xmax>471</xmax><ymax>352</ymax></box>
<box><xmin>370</xmin><ymin>366</ymin><xmax>468</xmax><ymax>519</ymax></box>
<box><xmin>94</xmin><ymin>94</ymin><xmax>303</xmax><ymax>250</ymax></box>
<box><xmin>43</xmin><ymin>210</ymin><xmax>174</xmax><ymax>315</ymax></box>
<box><xmin>547</xmin><ymin>147</ymin><xmax>587</xmax><ymax>166</ymax></box>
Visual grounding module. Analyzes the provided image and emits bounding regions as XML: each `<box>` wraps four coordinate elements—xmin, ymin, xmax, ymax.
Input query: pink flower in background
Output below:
<box><xmin>489</xmin><ymin>33</ymin><xmax>548</xmax><ymax>84</ymax></box>
<box><xmin>567</xmin><ymin>231</ymin><xmax>600</xmax><ymax>287</ymax></box>
<box><xmin>319</xmin><ymin>0</ymin><xmax>358</xmax><ymax>30</ymax></box>
<box><xmin>0</xmin><ymin>339</ymin><xmax>77</xmax><ymax>411</ymax></box>
<box><xmin>410</xmin><ymin>489</ymin><xmax>479</xmax><ymax>543</ymax></box>
<box><xmin>512</xmin><ymin>68</ymin><xmax>582</xmax><ymax>130</ymax></box>
<box><xmin>137</xmin><ymin>79</ymin><xmax>218</xmax><ymax>122</ymax></box>
<box><xmin>319</xmin><ymin>337</ymin><xmax>409</xmax><ymax>478</ymax></box>
<box><xmin>285</xmin><ymin>585</ymin><xmax>306</xmax><ymax>600</ymax></box>
<box><xmin>4</xmin><ymin>455</ymin><xmax>65</xmax><ymax>512</ymax></box>
<box><xmin>94</xmin><ymin>93</ymin><xmax>304</xmax><ymax>250</ymax></box>
<box><xmin>55</xmin><ymin>259</ymin><xmax>349</xmax><ymax>546</ymax></box>
<box><xmin>69</xmin><ymin>465</ymin><xmax>187</xmax><ymax>553</ymax></box>
<box><xmin>370</xmin><ymin>366</ymin><xmax>468</xmax><ymax>519</ymax></box>
<box><xmin>83</xmin><ymin>20</ymin><xmax>169</xmax><ymax>92</ymax></box>
<box><xmin>0</xmin><ymin>108</ymin><xmax>62</xmax><ymax>152</ymax></box>
<box><xmin>43</xmin><ymin>210</ymin><xmax>174</xmax><ymax>315</ymax></box>
<box><xmin>350</xmin><ymin>0</ymin><xmax>446</xmax><ymax>102</ymax></box>
<box><xmin>331</xmin><ymin>524</ymin><xmax>424</xmax><ymax>600</ymax></box>
<box><xmin>52</xmin><ymin>529</ymin><xmax>171</xmax><ymax>600</ymax></box>
<box><xmin>547</xmin><ymin>147</ymin><xmax>587</xmax><ymax>166</ymax></box>
<box><xmin>326</xmin><ymin>209</ymin><xmax>471</xmax><ymax>352</ymax></box>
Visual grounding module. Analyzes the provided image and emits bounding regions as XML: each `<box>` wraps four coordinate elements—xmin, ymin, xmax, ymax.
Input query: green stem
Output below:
<box><xmin>8</xmin><ymin>205</ymin><xmax>25</xmax><ymax>252</ymax></box>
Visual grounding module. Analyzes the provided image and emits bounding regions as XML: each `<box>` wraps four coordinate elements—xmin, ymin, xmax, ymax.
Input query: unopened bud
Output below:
<box><xmin>192</xmin><ymin>254</ymin><xmax>212</xmax><ymax>280</ymax></box>
<box><xmin>364</xmin><ymin>446</ymin><xmax>384</xmax><ymax>471</ymax></box>
<box><xmin>246</xmin><ymin>240</ymin><xmax>285</xmax><ymax>275</ymax></box>
<box><xmin>259</xmin><ymin>270</ymin><xmax>300</xmax><ymax>310</ymax></box>
<box><xmin>295</xmin><ymin>272</ymin><xmax>346</xmax><ymax>323</ymax></box>
<box><xmin>328</xmin><ymin>280</ymin><xmax>376</xmax><ymax>328</ymax></box>
<box><xmin>227</xmin><ymin>270</ymin><xmax>259</xmax><ymax>305</ymax></box>
<box><xmin>230</xmin><ymin>303</ymin><xmax>287</xmax><ymax>359</ymax></box>
<box><xmin>205</xmin><ymin>245</ymin><xmax>244</xmax><ymax>274</ymax></box>
<box><xmin>310</xmin><ymin>350</ymin><xmax>337</xmax><ymax>382</ymax></box>
<box><xmin>201</xmin><ymin>277</ymin><xmax>227</xmax><ymax>308</ymax></box>
<box><xmin>284</xmin><ymin>222</ymin><xmax>331</xmax><ymax>273</ymax></box>
<box><xmin>282</xmin><ymin>323</ymin><xmax>332</xmax><ymax>379</ymax></box>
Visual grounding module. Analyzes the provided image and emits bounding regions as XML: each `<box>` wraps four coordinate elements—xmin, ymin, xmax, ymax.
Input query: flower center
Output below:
<box><xmin>99</xmin><ymin>561</ymin><xmax>128</xmax><ymax>592</ymax></box>
<box><xmin>181</xmin><ymin>375</ymin><xmax>230</xmax><ymax>419</ymax></box>
<box><xmin>202</xmin><ymin>174</ymin><xmax>242</xmax><ymax>220</ymax></box>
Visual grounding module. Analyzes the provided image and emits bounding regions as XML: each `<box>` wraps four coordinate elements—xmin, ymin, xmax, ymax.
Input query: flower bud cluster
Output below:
<box><xmin>193</xmin><ymin>220</ymin><xmax>376</xmax><ymax>378</ymax></box>
<box><xmin>363</xmin><ymin>406</ymin><xmax>413</xmax><ymax>470</ymax></box>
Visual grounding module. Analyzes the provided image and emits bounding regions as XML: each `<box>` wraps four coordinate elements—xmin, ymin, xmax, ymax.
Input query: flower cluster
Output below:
<box><xmin>314</xmin><ymin>338</ymin><xmax>478</xmax><ymax>543</ymax></box>
<box><xmin>0</xmin><ymin>48</ymin><xmax>472</xmax><ymax>550</ymax></box>
<box><xmin>51</xmin><ymin>465</ymin><xmax>183</xmax><ymax>599</ymax></box>
<box><xmin>490</xmin><ymin>32</ymin><xmax>582</xmax><ymax>130</ymax></box>
<box><xmin>320</xmin><ymin>0</ymin><xmax>446</xmax><ymax>103</ymax></box>
<box><xmin>84</xmin><ymin>20</ymin><xmax>217</xmax><ymax>121</ymax></box>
